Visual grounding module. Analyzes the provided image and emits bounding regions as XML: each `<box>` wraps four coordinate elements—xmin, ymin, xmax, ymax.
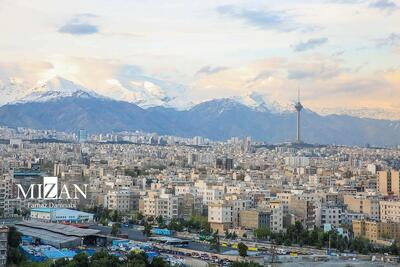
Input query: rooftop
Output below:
<box><xmin>31</xmin><ymin>208</ymin><xmax>94</xmax><ymax>217</ymax></box>
<box><xmin>16</xmin><ymin>220</ymin><xmax>100</xmax><ymax>237</ymax></box>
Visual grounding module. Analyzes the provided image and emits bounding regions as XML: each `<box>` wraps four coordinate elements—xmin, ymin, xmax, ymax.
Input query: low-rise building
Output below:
<box><xmin>30</xmin><ymin>208</ymin><xmax>94</xmax><ymax>223</ymax></box>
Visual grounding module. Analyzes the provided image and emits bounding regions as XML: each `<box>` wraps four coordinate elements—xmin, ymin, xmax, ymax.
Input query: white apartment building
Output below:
<box><xmin>208</xmin><ymin>200</ymin><xmax>233</xmax><ymax>233</ymax></box>
<box><xmin>269</xmin><ymin>200</ymin><xmax>284</xmax><ymax>233</ymax></box>
<box><xmin>203</xmin><ymin>188</ymin><xmax>224</xmax><ymax>206</ymax></box>
<box><xmin>317</xmin><ymin>204</ymin><xmax>343</xmax><ymax>227</ymax></box>
<box><xmin>175</xmin><ymin>184</ymin><xmax>196</xmax><ymax>196</ymax></box>
<box><xmin>276</xmin><ymin>192</ymin><xmax>292</xmax><ymax>215</ymax></box>
<box><xmin>104</xmin><ymin>189</ymin><xmax>134</xmax><ymax>213</ymax></box>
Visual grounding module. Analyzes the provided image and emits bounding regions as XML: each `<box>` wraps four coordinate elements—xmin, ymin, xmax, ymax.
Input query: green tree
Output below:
<box><xmin>136</xmin><ymin>212</ymin><xmax>144</xmax><ymax>221</ymax></box>
<box><xmin>143</xmin><ymin>222</ymin><xmax>152</xmax><ymax>237</ymax></box>
<box><xmin>112</xmin><ymin>210</ymin><xmax>121</xmax><ymax>222</ymax></box>
<box><xmin>209</xmin><ymin>230</ymin><xmax>220</xmax><ymax>252</ymax></box>
<box><xmin>389</xmin><ymin>241</ymin><xmax>399</xmax><ymax>255</ymax></box>
<box><xmin>73</xmin><ymin>252</ymin><xmax>90</xmax><ymax>267</ymax></box>
<box><xmin>127</xmin><ymin>251</ymin><xmax>148</xmax><ymax>267</ymax></box>
<box><xmin>225</xmin><ymin>230</ymin><xmax>232</xmax><ymax>239</ymax></box>
<box><xmin>151</xmin><ymin>257</ymin><xmax>169</xmax><ymax>267</ymax></box>
<box><xmin>156</xmin><ymin>215</ymin><xmax>164</xmax><ymax>227</ymax></box>
<box><xmin>350</xmin><ymin>236</ymin><xmax>372</xmax><ymax>254</ymax></box>
<box><xmin>7</xmin><ymin>226</ymin><xmax>25</xmax><ymax>265</ymax></box>
<box><xmin>238</xmin><ymin>242</ymin><xmax>248</xmax><ymax>257</ymax></box>
<box><xmin>147</xmin><ymin>216</ymin><xmax>154</xmax><ymax>223</ymax></box>
<box><xmin>90</xmin><ymin>250</ymin><xmax>120</xmax><ymax>267</ymax></box>
<box><xmin>111</xmin><ymin>223</ymin><xmax>121</xmax><ymax>236</ymax></box>
<box><xmin>52</xmin><ymin>258</ymin><xmax>70</xmax><ymax>267</ymax></box>
<box><xmin>254</xmin><ymin>227</ymin><xmax>270</xmax><ymax>240</ymax></box>
<box><xmin>167</xmin><ymin>218</ymin><xmax>184</xmax><ymax>232</ymax></box>
<box><xmin>8</xmin><ymin>226</ymin><xmax>22</xmax><ymax>247</ymax></box>
<box><xmin>7</xmin><ymin>247</ymin><xmax>25</xmax><ymax>265</ymax></box>
<box><xmin>231</xmin><ymin>232</ymin><xmax>238</xmax><ymax>240</ymax></box>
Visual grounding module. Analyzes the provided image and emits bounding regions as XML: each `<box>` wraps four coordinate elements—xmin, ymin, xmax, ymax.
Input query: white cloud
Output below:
<box><xmin>0</xmin><ymin>0</ymin><xmax>399</xmax><ymax>118</ymax></box>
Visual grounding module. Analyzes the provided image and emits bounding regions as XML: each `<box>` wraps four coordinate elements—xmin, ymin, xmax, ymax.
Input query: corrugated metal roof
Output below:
<box><xmin>16</xmin><ymin>220</ymin><xmax>100</xmax><ymax>237</ymax></box>
<box><xmin>17</xmin><ymin>225</ymin><xmax>79</xmax><ymax>244</ymax></box>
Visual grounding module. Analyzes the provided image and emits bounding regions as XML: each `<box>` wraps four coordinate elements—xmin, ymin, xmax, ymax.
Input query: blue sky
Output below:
<box><xmin>0</xmin><ymin>0</ymin><xmax>399</xmax><ymax>117</ymax></box>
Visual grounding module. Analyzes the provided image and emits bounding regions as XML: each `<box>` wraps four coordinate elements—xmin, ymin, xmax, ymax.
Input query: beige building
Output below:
<box><xmin>239</xmin><ymin>209</ymin><xmax>270</xmax><ymax>230</ymax></box>
<box><xmin>208</xmin><ymin>201</ymin><xmax>233</xmax><ymax>233</ymax></box>
<box><xmin>353</xmin><ymin>219</ymin><xmax>400</xmax><ymax>244</ymax></box>
<box><xmin>141</xmin><ymin>191</ymin><xmax>179</xmax><ymax>219</ymax></box>
<box><xmin>377</xmin><ymin>170</ymin><xmax>400</xmax><ymax>196</ymax></box>
<box><xmin>288</xmin><ymin>196</ymin><xmax>318</xmax><ymax>230</ymax></box>
<box><xmin>343</xmin><ymin>194</ymin><xmax>380</xmax><ymax>220</ymax></box>
<box><xmin>104</xmin><ymin>190</ymin><xmax>139</xmax><ymax>214</ymax></box>
<box><xmin>380</xmin><ymin>200</ymin><xmax>400</xmax><ymax>223</ymax></box>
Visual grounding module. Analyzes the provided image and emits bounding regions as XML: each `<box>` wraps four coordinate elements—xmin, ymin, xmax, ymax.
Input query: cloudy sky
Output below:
<box><xmin>0</xmin><ymin>0</ymin><xmax>399</xmax><ymax>118</ymax></box>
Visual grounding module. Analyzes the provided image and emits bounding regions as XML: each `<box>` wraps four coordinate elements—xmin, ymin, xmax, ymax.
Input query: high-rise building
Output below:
<box><xmin>243</xmin><ymin>136</ymin><xmax>252</xmax><ymax>152</ymax></box>
<box><xmin>377</xmin><ymin>170</ymin><xmax>400</xmax><ymax>196</ymax></box>
<box><xmin>78</xmin><ymin>129</ymin><xmax>88</xmax><ymax>143</ymax></box>
<box><xmin>294</xmin><ymin>89</ymin><xmax>303</xmax><ymax>143</ymax></box>
<box><xmin>215</xmin><ymin>157</ymin><xmax>233</xmax><ymax>171</ymax></box>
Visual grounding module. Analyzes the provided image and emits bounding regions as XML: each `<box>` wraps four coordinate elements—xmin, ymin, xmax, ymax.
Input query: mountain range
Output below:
<box><xmin>0</xmin><ymin>76</ymin><xmax>399</xmax><ymax>146</ymax></box>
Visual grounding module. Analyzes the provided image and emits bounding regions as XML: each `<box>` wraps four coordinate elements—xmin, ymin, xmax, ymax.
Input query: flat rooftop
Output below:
<box><xmin>16</xmin><ymin>220</ymin><xmax>100</xmax><ymax>237</ymax></box>
<box><xmin>31</xmin><ymin>208</ymin><xmax>94</xmax><ymax>216</ymax></box>
<box><xmin>17</xmin><ymin>225</ymin><xmax>79</xmax><ymax>244</ymax></box>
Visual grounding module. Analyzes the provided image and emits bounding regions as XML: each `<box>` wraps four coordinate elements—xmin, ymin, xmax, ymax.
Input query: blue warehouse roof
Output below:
<box><xmin>31</xmin><ymin>208</ymin><xmax>93</xmax><ymax>217</ymax></box>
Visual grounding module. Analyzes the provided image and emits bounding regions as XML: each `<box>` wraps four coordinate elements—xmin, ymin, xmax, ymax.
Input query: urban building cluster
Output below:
<box><xmin>1</xmin><ymin>126</ymin><xmax>400</xmax><ymax>265</ymax></box>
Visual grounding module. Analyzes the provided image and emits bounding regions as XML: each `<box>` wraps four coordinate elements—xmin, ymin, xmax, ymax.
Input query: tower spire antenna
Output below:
<box><xmin>294</xmin><ymin>88</ymin><xmax>303</xmax><ymax>144</ymax></box>
<box><xmin>298</xmin><ymin>88</ymin><xmax>300</xmax><ymax>102</ymax></box>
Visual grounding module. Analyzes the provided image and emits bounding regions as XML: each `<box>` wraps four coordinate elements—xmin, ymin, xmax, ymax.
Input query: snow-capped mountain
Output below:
<box><xmin>1</xmin><ymin>75</ymin><xmax>399</xmax><ymax>121</ymax></box>
<box><xmin>1</xmin><ymin>75</ymin><xmax>193</xmax><ymax>109</ymax></box>
<box><xmin>231</xmin><ymin>91</ymin><xmax>292</xmax><ymax>113</ymax></box>
<box><xmin>317</xmin><ymin>107</ymin><xmax>400</xmax><ymax>121</ymax></box>
<box><xmin>102</xmin><ymin>76</ymin><xmax>193</xmax><ymax>110</ymax></box>
<box><xmin>2</xmin><ymin>96</ymin><xmax>400</xmax><ymax>146</ymax></box>
<box><xmin>14</xmin><ymin>76</ymin><xmax>102</xmax><ymax>104</ymax></box>
<box><xmin>0</xmin><ymin>77</ymin><xmax>31</xmax><ymax>105</ymax></box>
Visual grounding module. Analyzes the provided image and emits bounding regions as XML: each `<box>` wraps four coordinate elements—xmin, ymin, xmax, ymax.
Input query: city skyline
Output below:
<box><xmin>0</xmin><ymin>0</ymin><xmax>400</xmax><ymax>119</ymax></box>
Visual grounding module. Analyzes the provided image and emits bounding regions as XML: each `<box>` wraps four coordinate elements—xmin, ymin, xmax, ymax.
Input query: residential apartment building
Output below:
<box><xmin>141</xmin><ymin>191</ymin><xmax>179</xmax><ymax>219</ymax></box>
<box><xmin>0</xmin><ymin>226</ymin><xmax>8</xmax><ymax>267</ymax></box>
<box><xmin>104</xmin><ymin>190</ymin><xmax>136</xmax><ymax>214</ymax></box>
<box><xmin>343</xmin><ymin>194</ymin><xmax>380</xmax><ymax>220</ymax></box>
<box><xmin>269</xmin><ymin>200</ymin><xmax>284</xmax><ymax>233</ymax></box>
<box><xmin>317</xmin><ymin>203</ymin><xmax>343</xmax><ymax>227</ymax></box>
<box><xmin>377</xmin><ymin>170</ymin><xmax>400</xmax><ymax>196</ymax></box>
<box><xmin>208</xmin><ymin>200</ymin><xmax>233</xmax><ymax>233</ymax></box>
<box><xmin>353</xmin><ymin>219</ymin><xmax>400</xmax><ymax>244</ymax></box>
<box><xmin>380</xmin><ymin>200</ymin><xmax>400</xmax><ymax>223</ymax></box>
<box><xmin>239</xmin><ymin>209</ymin><xmax>270</xmax><ymax>230</ymax></box>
